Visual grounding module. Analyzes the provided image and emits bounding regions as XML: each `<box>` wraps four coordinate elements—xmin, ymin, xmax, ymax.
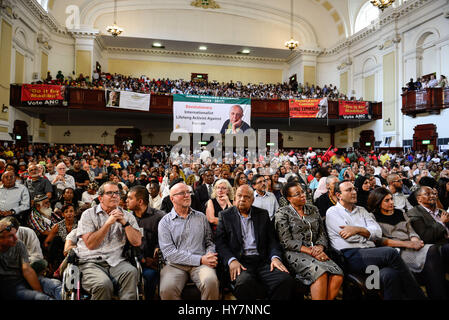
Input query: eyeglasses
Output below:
<box><xmin>103</xmin><ymin>191</ymin><xmax>121</xmax><ymax>197</ymax></box>
<box><xmin>341</xmin><ymin>187</ymin><xmax>358</xmax><ymax>193</ymax></box>
<box><xmin>173</xmin><ymin>191</ymin><xmax>193</xmax><ymax>197</ymax></box>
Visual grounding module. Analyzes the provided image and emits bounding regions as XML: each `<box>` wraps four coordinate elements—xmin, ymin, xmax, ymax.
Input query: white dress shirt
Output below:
<box><xmin>326</xmin><ymin>202</ymin><xmax>382</xmax><ymax>251</ymax></box>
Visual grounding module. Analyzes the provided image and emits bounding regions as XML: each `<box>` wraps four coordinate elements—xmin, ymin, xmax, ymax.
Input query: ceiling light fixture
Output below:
<box><xmin>241</xmin><ymin>49</ymin><xmax>250</xmax><ymax>54</ymax></box>
<box><xmin>106</xmin><ymin>0</ymin><xmax>124</xmax><ymax>37</ymax></box>
<box><xmin>152</xmin><ymin>42</ymin><xmax>163</xmax><ymax>48</ymax></box>
<box><xmin>370</xmin><ymin>0</ymin><xmax>395</xmax><ymax>11</ymax></box>
<box><xmin>199</xmin><ymin>46</ymin><xmax>207</xmax><ymax>51</ymax></box>
<box><xmin>284</xmin><ymin>0</ymin><xmax>299</xmax><ymax>50</ymax></box>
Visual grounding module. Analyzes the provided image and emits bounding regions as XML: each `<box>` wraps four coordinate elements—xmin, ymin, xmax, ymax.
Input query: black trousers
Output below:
<box><xmin>232</xmin><ymin>255</ymin><xmax>296</xmax><ymax>300</ymax></box>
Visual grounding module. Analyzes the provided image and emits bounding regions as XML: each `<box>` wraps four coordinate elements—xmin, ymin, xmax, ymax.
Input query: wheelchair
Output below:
<box><xmin>61</xmin><ymin>245</ymin><xmax>145</xmax><ymax>300</ymax></box>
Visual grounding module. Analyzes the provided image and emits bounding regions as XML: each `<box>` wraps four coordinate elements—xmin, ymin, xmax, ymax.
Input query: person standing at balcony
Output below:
<box><xmin>427</xmin><ymin>74</ymin><xmax>439</xmax><ymax>88</ymax></box>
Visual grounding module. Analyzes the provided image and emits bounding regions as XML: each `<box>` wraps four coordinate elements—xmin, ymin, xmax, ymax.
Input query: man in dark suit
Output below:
<box><xmin>407</xmin><ymin>186</ymin><xmax>449</xmax><ymax>245</ymax></box>
<box><xmin>215</xmin><ymin>184</ymin><xmax>296</xmax><ymax>300</ymax></box>
<box><xmin>194</xmin><ymin>168</ymin><xmax>215</xmax><ymax>212</ymax></box>
<box><xmin>220</xmin><ymin>105</ymin><xmax>250</xmax><ymax>134</ymax></box>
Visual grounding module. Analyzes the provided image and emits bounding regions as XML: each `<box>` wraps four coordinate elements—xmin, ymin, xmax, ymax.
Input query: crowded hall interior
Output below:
<box><xmin>2</xmin><ymin>0</ymin><xmax>449</xmax><ymax>304</ymax></box>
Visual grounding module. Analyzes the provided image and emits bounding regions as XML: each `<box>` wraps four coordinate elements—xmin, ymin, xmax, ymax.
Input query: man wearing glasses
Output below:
<box><xmin>387</xmin><ymin>174</ymin><xmax>413</xmax><ymax>213</ymax></box>
<box><xmin>158</xmin><ymin>182</ymin><xmax>219</xmax><ymax>300</ymax></box>
<box><xmin>25</xmin><ymin>164</ymin><xmax>53</xmax><ymax>202</ymax></box>
<box><xmin>252</xmin><ymin>174</ymin><xmax>279</xmax><ymax>221</ymax></box>
<box><xmin>326</xmin><ymin>180</ymin><xmax>425</xmax><ymax>300</ymax></box>
<box><xmin>75</xmin><ymin>181</ymin><xmax>142</xmax><ymax>300</ymax></box>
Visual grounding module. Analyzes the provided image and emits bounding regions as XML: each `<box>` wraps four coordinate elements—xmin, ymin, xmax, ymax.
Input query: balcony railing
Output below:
<box><xmin>401</xmin><ymin>87</ymin><xmax>449</xmax><ymax>117</ymax></box>
<box><xmin>10</xmin><ymin>84</ymin><xmax>382</xmax><ymax>120</ymax></box>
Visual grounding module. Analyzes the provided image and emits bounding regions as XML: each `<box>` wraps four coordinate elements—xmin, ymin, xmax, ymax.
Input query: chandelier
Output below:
<box><xmin>370</xmin><ymin>0</ymin><xmax>395</xmax><ymax>11</ymax></box>
<box><xmin>284</xmin><ymin>0</ymin><xmax>299</xmax><ymax>50</ymax></box>
<box><xmin>106</xmin><ymin>0</ymin><xmax>124</xmax><ymax>37</ymax></box>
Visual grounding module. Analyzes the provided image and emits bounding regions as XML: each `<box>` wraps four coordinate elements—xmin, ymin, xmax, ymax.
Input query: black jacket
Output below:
<box><xmin>215</xmin><ymin>206</ymin><xmax>283</xmax><ymax>267</ymax></box>
<box><xmin>406</xmin><ymin>205</ymin><xmax>449</xmax><ymax>245</ymax></box>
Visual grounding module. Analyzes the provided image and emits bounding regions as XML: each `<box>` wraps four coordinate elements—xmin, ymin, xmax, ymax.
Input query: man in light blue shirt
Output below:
<box><xmin>326</xmin><ymin>180</ymin><xmax>424</xmax><ymax>300</ymax></box>
<box><xmin>0</xmin><ymin>171</ymin><xmax>30</xmax><ymax>222</ymax></box>
<box><xmin>158</xmin><ymin>182</ymin><xmax>219</xmax><ymax>300</ymax></box>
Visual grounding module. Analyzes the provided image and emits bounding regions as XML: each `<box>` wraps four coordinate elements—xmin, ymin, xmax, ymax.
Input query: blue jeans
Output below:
<box><xmin>14</xmin><ymin>276</ymin><xmax>62</xmax><ymax>300</ymax></box>
<box><xmin>342</xmin><ymin>247</ymin><xmax>425</xmax><ymax>300</ymax></box>
<box><xmin>142</xmin><ymin>267</ymin><xmax>159</xmax><ymax>300</ymax></box>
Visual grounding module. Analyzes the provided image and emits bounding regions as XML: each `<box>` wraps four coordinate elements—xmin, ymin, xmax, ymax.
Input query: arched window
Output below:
<box><xmin>354</xmin><ymin>2</ymin><xmax>379</xmax><ymax>33</ymax></box>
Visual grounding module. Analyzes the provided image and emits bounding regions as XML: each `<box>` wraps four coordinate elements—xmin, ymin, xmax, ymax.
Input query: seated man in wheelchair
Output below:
<box><xmin>74</xmin><ymin>181</ymin><xmax>142</xmax><ymax>300</ymax></box>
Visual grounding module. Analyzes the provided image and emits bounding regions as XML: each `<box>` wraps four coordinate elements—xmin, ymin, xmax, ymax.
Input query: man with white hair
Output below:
<box><xmin>158</xmin><ymin>181</ymin><xmax>219</xmax><ymax>300</ymax></box>
<box><xmin>49</xmin><ymin>162</ymin><xmax>75</xmax><ymax>195</ymax></box>
<box><xmin>25</xmin><ymin>164</ymin><xmax>53</xmax><ymax>201</ymax></box>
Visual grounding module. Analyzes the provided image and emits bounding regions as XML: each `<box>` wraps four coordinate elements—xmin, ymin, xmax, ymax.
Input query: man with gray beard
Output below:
<box><xmin>27</xmin><ymin>195</ymin><xmax>54</xmax><ymax>243</ymax></box>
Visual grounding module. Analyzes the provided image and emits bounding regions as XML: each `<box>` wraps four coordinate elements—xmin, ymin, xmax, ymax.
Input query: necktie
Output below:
<box><xmin>207</xmin><ymin>184</ymin><xmax>212</xmax><ymax>197</ymax></box>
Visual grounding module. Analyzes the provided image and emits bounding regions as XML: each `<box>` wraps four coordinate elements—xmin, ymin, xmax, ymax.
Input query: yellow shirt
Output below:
<box><xmin>379</xmin><ymin>154</ymin><xmax>390</xmax><ymax>165</ymax></box>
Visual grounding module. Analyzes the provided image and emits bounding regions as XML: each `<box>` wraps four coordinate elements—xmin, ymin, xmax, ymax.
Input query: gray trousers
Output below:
<box><xmin>78</xmin><ymin>260</ymin><xmax>138</xmax><ymax>300</ymax></box>
<box><xmin>159</xmin><ymin>263</ymin><xmax>219</xmax><ymax>300</ymax></box>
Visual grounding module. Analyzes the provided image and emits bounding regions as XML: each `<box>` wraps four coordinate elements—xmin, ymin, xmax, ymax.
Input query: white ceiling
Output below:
<box><xmin>48</xmin><ymin>0</ymin><xmax>372</xmax><ymax>57</ymax></box>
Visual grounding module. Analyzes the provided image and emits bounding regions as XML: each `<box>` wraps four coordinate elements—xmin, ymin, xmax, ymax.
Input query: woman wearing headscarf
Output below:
<box><xmin>354</xmin><ymin>175</ymin><xmax>372</xmax><ymax>210</ymax></box>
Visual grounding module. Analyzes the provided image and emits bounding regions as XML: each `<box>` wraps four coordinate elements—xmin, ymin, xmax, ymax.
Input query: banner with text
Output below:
<box><xmin>21</xmin><ymin>84</ymin><xmax>66</xmax><ymax>106</ymax></box>
<box><xmin>106</xmin><ymin>90</ymin><xmax>150</xmax><ymax>112</ymax></box>
<box><xmin>289</xmin><ymin>97</ymin><xmax>328</xmax><ymax>119</ymax></box>
<box><xmin>339</xmin><ymin>100</ymin><xmax>371</xmax><ymax>120</ymax></box>
<box><xmin>173</xmin><ymin>94</ymin><xmax>251</xmax><ymax>134</ymax></box>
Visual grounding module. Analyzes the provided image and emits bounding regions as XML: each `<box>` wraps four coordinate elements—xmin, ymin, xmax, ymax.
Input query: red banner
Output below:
<box><xmin>21</xmin><ymin>84</ymin><xmax>64</xmax><ymax>101</ymax></box>
<box><xmin>289</xmin><ymin>98</ymin><xmax>328</xmax><ymax>118</ymax></box>
<box><xmin>339</xmin><ymin>100</ymin><xmax>369</xmax><ymax>119</ymax></box>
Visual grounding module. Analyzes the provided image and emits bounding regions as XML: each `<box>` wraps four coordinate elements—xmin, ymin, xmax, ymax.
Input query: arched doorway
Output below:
<box><xmin>413</xmin><ymin>124</ymin><xmax>437</xmax><ymax>152</ymax></box>
<box><xmin>359</xmin><ymin>130</ymin><xmax>375</xmax><ymax>151</ymax></box>
<box><xmin>13</xmin><ymin>120</ymin><xmax>29</xmax><ymax>147</ymax></box>
<box><xmin>115</xmin><ymin>128</ymin><xmax>142</xmax><ymax>149</ymax></box>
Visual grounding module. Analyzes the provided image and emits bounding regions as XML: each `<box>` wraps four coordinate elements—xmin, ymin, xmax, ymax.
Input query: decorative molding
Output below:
<box><xmin>20</xmin><ymin>0</ymin><xmax>60</xmax><ymax>31</ymax></box>
<box><xmin>37</xmin><ymin>32</ymin><xmax>52</xmax><ymax>50</ymax></box>
<box><xmin>337</xmin><ymin>58</ymin><xmax>353</xmax><ymax>70</ymax></box>
<box><xmin>191</xmin><ymin>0</ymin><xmax>220</xmax><ymax>9</ymax></box>
<box><xmin>321</xmin><ymin>0</ymin><xmax>433</xmax><ymax>57</ymax></box>
<box><xmin>106</xmin><ymin>46</ymin><xmax>287</xmax><ymax>64</ymax></box>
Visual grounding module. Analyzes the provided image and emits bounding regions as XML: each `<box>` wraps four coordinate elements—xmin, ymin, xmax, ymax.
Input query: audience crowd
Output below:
<box><xmin>2</xmin><ymin>141</ymin><xmax>449</xmax><ymax>300</ymax></box>
<box><xmin>36</xmin><ymin>70</ymin><xmax>354</xmax><ymax>100</ymax></box>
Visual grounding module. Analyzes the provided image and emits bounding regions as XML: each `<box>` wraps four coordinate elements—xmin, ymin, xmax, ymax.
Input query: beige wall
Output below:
<box><xmin>108</xmin><ymin>59</ymin><xmax>283</xmax><ymax>84</ymax></box>
<box><xmin>383</xmin><ymin>52</ymin><xmax>396</xmax><ymax>132</ymax></box>
<box><xmin>281</xmin><ymin>130</ymin><xmax>330</xmax><ymax>148</ymax></box>
<box><xmin>49</xmin><ymin>125</ymin><xmax>133</xmax><ymax>144</ymax></box>
<box><xmin>303</xmin><ymin>66</ymin><xmax>316</xmax><ymax>86</ymax></box>
<box><xmin>76</xmin><ymin>50</ymin><xmax>92</xmax><ymax>79</ymax></box>
<box><xmin>0</xmin><ymin>20</ymin><xmax>12</xmax><ymax>122</ymax></box>
<box><xmin>339</xmin><ymin>72</ymin><xmax>348</xmax><ymax>96</ymax></box>
<box><xmin>15</xmin><ymin>51</ymin><xmax>24</xmax><ymax>84</ymax></box>
<box><xmin>363</xmin><ymin>74</ymin><xmax>375</xmax><ymax>102</ymax></box>
<box><xmin>41</xmin><ymin>52</ymin><xmax>48</xmax><ymax>81</ymax></box>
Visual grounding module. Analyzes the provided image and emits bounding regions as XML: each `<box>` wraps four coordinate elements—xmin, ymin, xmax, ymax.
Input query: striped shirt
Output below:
<box><xmin>158</xmin><ymin>207</ymin><xmax>215</xmax><ymax>266</ymax></box>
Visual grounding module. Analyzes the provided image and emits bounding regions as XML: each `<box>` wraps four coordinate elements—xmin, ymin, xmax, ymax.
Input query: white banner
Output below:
<box><xmin>173</xmin><ymin>94</ymin><xmax>251</xmax><ymax>134</ymax></box>
<box><xmin>106</xmin><ymin>90</ymin><xmax>150</xmax><ymax>112</ymax></box>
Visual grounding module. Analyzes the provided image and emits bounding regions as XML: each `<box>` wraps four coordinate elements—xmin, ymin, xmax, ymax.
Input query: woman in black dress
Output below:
<box><xmin>205</xmin><ymin>179</ymin><xmax>234</xmax><ymax>235</ymax></box>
